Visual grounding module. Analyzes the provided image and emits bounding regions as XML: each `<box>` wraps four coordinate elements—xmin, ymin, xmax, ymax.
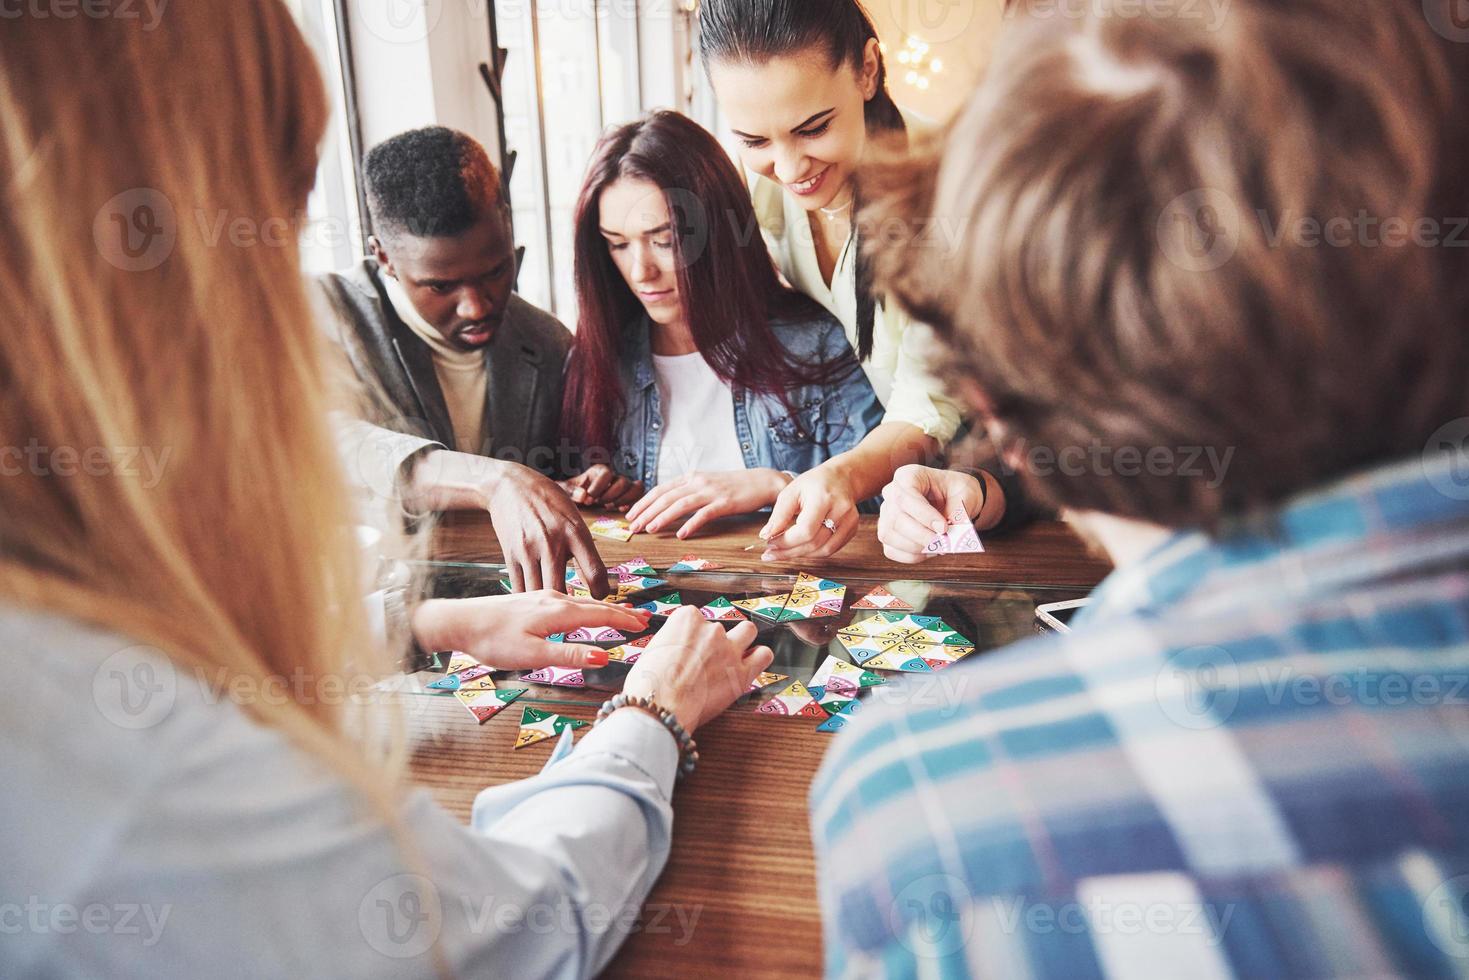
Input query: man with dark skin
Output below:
<box><xmin>322</xmin><ymin>127</ymin><xmax>639</xmax><ymax>594</ymax></box>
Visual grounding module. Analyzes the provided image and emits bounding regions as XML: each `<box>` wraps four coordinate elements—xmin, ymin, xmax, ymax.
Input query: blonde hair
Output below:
<box><xmin>0</xmin><ymin>2</ymin><xmax>409</xmax><ymax>797</ymax></box>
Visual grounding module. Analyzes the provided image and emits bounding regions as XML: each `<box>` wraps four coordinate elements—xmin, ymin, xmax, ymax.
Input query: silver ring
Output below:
<box><xmin>821</xmin><ymin>518</ymin><xmax>838</xmax><ymax>533</ymax></box>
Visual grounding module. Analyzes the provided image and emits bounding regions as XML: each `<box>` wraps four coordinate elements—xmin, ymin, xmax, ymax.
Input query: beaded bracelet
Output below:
<box><xmin>596</xmin><ymin>694</ymin><xmax>699</xmax><ymax>779</ymax></box>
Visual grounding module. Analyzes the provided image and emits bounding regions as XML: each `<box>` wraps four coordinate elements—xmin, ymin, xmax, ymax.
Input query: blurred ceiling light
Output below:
<box><xmin>898</xmin><ymin>35</ymin><xmax>940</xmax><ymax>91</ymax></box>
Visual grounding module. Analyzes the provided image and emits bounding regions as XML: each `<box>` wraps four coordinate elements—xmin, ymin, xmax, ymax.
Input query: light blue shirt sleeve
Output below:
<box><xmin>0</xmin><ymin>608</ymin><xmax>680</xmax><ymax>980</ymax></box>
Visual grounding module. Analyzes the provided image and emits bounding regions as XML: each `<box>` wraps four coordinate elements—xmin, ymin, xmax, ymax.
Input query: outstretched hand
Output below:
<box><xmin>411</xmin><ymin>592</ymin><xmax>653</xmax><ymax>671</ymax></box>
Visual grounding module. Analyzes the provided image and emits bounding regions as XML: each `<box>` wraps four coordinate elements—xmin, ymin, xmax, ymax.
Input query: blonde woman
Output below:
<box><xmin>0</xmin><ymin>4</ymin><xmax>771</xmax><ymax>978</ymax></box>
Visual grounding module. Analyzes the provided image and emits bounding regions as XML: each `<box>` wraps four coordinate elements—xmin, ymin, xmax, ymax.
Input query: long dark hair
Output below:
<box><xmin>562</xmin><ymin>110</ymin><xmax>855</xmax><ymax>457</ymax></box>
<box><xmin>698</xmin><ymin>0</ymin><xmax>905</xmax><ymax>360</ymax></box>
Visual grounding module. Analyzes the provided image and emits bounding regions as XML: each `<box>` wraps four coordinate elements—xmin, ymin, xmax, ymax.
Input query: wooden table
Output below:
<box><xmin>406</xmin><ymin>513</ymin><xmax>1112</xmax><ymax>978</ymax></box>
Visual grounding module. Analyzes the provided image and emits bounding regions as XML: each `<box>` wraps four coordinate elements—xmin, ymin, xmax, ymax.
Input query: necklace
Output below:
<box><xmin>818</xmin><ymin>196</ymin><xmax>852</xmax><ymax>218</ymax></box>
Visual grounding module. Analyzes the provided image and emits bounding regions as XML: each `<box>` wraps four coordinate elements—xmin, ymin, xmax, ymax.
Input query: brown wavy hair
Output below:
<box><xmin>863</xmin><ymin>0</ymin><xmax>1469</xmax><ymax>527</ymax></box>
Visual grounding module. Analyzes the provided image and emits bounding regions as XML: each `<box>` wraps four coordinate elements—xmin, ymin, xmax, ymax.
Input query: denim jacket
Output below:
<box><xmin>610</xmin><ymin>313</ymin><xmax>884</xmax><ymax>490</ymax></box>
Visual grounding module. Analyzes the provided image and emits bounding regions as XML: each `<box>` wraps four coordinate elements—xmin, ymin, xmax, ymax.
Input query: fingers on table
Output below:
<box><xmin>764</xmin><ymin>502</ymin><xmax>857</xmax><ymax>560</ymax></box>
<box><xmin>583</xmin><ymin>466</ymin><xmax>616</xmax><ymax>498</ymax></box>
<box><xmin>567</xmin><ymin>528</ymin><xmax>610</xmax><ymax>600</ymax></box>
<box><xmin>552</xmin><ymin>642</ymin><xmax>612</xmax><ymax>668</ymax></box>
<box><xmin>760</xmin><ymin>485</ymin><xmax>803</xmax><ymax>540</ymax></box>
<box><xmin>552</xmin><ymin>596</ymin><xmax>651</xmax><ymax>632</ymax></box>
<box><xmin>539</xmin><ymin>554</ymin><xmax>564</xmax><ymax>597</ymax></box>
<box><xmin>676</xmin><ymin>501</ymin><xmax>731</xmax><ymax>539</ymax></box>
<box><xmin>725</xmin><ymin>619</ymin><xmax>759</xmax><ymax>651</ymax></box>
<box><xmin>626</xmin><ymin>481</ymin><xmax>678</xmax><ymax>529</ymax></box>
<box><xmin>607</xmin><ymin>478</ymin><xmax>643</xmax><ymax>510</ymax></box>
<box><xmin>633</xmin><ymin>485</ymin><xmax>708</xmax><ymax>534</ymax></box>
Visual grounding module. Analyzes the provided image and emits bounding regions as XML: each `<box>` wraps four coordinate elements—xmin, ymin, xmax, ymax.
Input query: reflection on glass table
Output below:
<box><xmin>405</xmin><ymin>561</ymin><xmax>1093</xmax><ymax>714</ymax></box>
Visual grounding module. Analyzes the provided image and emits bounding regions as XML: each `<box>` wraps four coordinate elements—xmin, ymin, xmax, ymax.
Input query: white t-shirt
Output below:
<box><xmin>652</xmin><ymin>351</ymin><xmax>747</xmax><ymax>485</ymax></box>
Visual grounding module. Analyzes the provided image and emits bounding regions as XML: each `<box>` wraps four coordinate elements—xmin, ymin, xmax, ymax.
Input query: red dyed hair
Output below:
<box><xmin>561</xmin><ymin>110</ymin><xmax>854</xmax><ymax>458</ymax></box>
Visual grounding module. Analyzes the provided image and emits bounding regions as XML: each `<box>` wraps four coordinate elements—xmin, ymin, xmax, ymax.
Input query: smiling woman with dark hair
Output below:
<box><xmin>561</xmin><ymin>110</ymin><xmax>884</xmax><ymax>540</ymax></box>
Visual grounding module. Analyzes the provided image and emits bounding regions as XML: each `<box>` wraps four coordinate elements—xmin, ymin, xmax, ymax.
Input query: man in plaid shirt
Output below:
<box><xmin>817</xmin><ymin>0</ymin><xmax>1469</xmax><ymax>976</ymax></box>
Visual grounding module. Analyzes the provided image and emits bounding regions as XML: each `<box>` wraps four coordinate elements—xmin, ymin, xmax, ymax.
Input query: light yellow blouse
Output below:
<box><xmin>749</xmin><ymin>168</ymin><xmax>962</xmax><ymax>445</ymax></box>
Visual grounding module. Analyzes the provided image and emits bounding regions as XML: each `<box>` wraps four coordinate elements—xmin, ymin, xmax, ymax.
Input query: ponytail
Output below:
<box><xmin>699</xmin><ymin>0</ymin><xmax>903</xmax><ymax>362</ymax></box>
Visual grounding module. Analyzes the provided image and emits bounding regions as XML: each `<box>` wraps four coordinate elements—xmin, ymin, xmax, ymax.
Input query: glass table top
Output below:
<box><xmin>405</xmin><ymin>560</ymin><xmax>1093</xmax><ymax>712</ymax></box>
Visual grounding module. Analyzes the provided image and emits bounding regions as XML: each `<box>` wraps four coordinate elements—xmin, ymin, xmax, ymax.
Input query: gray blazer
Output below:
<box><xmin>318</xmin><ymin>260</ymin><xmax>572</xmax><ymax>477</ymax></box>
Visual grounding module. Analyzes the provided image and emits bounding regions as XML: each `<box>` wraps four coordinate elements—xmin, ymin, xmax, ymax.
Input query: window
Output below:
<box><xmin>283</xmin><ymin>0</ymin><xmax>368</xmax><ymax>276</ymax></box>
<box><xmin>494</xmin><ymin>0</ymin><xmax>718</xmax><ymax>321</ymax></box>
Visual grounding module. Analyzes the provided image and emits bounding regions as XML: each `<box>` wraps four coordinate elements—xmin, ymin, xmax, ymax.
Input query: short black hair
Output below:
<box><xmin>363</xmin><ymin>126</ymin><xmax>503</xmax><ymax>240</ymax></box>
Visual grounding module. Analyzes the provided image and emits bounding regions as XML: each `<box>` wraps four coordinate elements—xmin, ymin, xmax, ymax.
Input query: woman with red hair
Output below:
<box><xmin>562</xmin><ymin>110</ymin><xmax>884</xmax><ymax>540</ymax></box>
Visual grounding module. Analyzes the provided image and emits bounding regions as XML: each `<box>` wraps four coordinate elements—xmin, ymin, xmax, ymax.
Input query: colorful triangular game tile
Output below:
<box><xmin>921</xmin><ymin>645</ymin><xmax>976</xmax><ymax>670</ymax></box>
<box><xmin>851</xmin><ymin>586</ymin><xmax>915</xmax><ymax>610</ymax></box>
<box><xmin>514</xmin><ymin>706</ymin><xmax>589</xmax><ymax>748</ymax></box>
<box><xmin>634</xmin><ymin>592</ymin><xmax>683</xmax><ymax>617</ymax></box>
<box><xmin>756</xmin><ymin>680</ymin><xmax>826</xmax><ymax>718</ymax></box>
<box><xmin>810</xmin><ymin>655</ymin><xmax>887</xmax><ymax>699</ymax></box>
<box><xmin>817</xmin><ymin>700</ymin><xmax>863</xmax><ymax>733</ymax></box>
<box><xmin>772</xmin><ymin>573</ymin><xmax>847</xmax><ymax>621</ymax></box>
<box><xmin>609</xmin><ymin>557</ymin><xmax>657</xmax><ymax>577</ymax></box>
<box><xmin>455</xmin><ymin>686</ymin><xmax>525</xmax><ymax>725</ymax></box>
<box><xmin>668</xmin><ymin>555</ymin><xmax>723</xmax><ymax>572</ymax></box>
<box><xmin>436</xmin><ymin>651</ymin><xmax>476</xmax><ymax>674</ymax></box>
<box><xmin>605</xmin><ymin>635</ymin><xmax>653</xmax><ymax>664</ymax></box>
<box><xmin>747</xmin><ymin>670</ymin><xmax>789</xmax><ymax>692</ymax></box>
<box><xmin>426</xmin><ymin>663</ymin><xmax>492</xmax><ymax>692</ymax></box>
<box><xmin>924</xmin><ymin>510</ymin><xmax>984</xmax><ymax>556</ymax></box>
<box><xmin>838</xmin><ymin>638</ymin><xmax>899</xmax><ymax>664</ymax></box>
<box><xmin>522</xmin><ymin>665</ymin><xmax>587</xmax><ymax>688</ymax></box>
<box><xmin>448</xmin><ymin>675</ymin><xmax>499</xmax><ymax>696</ymax></box>
<box><xmin>917</xmin><ymin>622</ymin><xmax>973</xmax><ymax>647</ymax></box>
<box><xmin>861</xmin><ymin>651</ymin><xmax>934</xmax><ymax>673</ymax></box>
<box><xmin>811</xmin><ymin>684</ymin><xmax>856</xmax><ymax>715</ymax></box>
<box><xmin>589</xmin><ymin>516</ymin><xmax>634</xmax><ymax>541</ymax></box>
<box><xmin>732</xmin><ymin>593</ymin><xmax>791</xmax><ymax>621</ymax></box>
<box><xmin>610</xmin><ymin>573</ymin><xmax>667</xmax><ymax>601</ymax></box>
<box><xmin>561</xmin><ymin>626</ymin><xmax>628</xmax><ymax>644</ymax></box>
<box><xmin>562</xmin><ymin>568</ymin><xmax>594</xmax><ymax>598</ymax></box>
<box><xmin>700</xmin><ymin>597</ymin><xmax>749</xmax><ymax>621</ymax></box>
<box><xmin>837</xmin><ymin>612</ymin><xmax>917</xmax><ymax>642</ymax></box>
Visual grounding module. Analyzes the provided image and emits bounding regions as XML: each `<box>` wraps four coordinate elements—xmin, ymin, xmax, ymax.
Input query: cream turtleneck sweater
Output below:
<box><xmin>382</xmin><ymin>274</ymin><xmax>489</xmax><ymax>455</ymax></box>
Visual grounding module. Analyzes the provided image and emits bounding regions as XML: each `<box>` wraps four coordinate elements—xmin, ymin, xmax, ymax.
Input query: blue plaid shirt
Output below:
<box><xmin>812</xmin><ymin>454</ymin><xmax>1469</xmax><ymax>978</ymax></box>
